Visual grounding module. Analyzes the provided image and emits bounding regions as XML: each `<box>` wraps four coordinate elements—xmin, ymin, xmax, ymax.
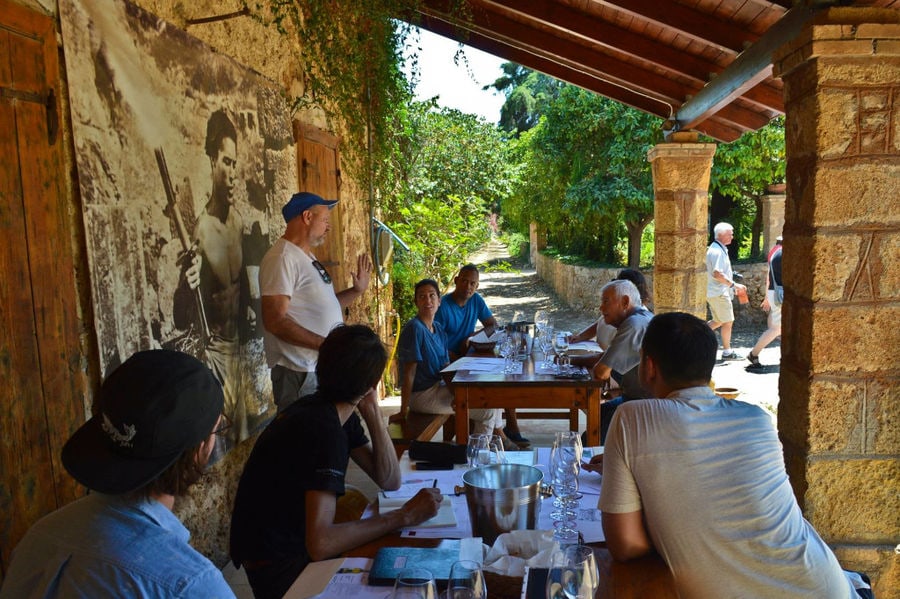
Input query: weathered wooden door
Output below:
<box><xmin>0</xmin><ymin>0</ymin><xmax>86</xmax><ymax>578</ymax></box>
<box><xmin>293</xmin><ymin>122</ymin><xmax>347</xmax><ymax>289</ymax></box>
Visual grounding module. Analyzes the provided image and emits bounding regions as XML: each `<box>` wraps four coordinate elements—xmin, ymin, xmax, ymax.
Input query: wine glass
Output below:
<box><xmin>545</xmin><ymin>546</ymin><xmax>599</xmax><ymax>599</ymax></box>
<box><xmin>489</xmin><ymin>434</ymin><xmax>508</xmax><ymax>463</ymax></box>
<box><xmin>391</xmin><ymin>568</ymin><xmax>438</xmax><ymax>599</ymax></box>
<box><xmin>467</xmin><ymin>434</ymin><xmax>490</xmax><ymax>468</ymax></box>
<box><xmin>553</xmin><ymin>332</ymin><xmax>570</xmax><ymax>374</ymax></box>
<box><xmin>445</xmin><ymin>560</ymin><xmax>487</xmax><ymax>599</ymax></box>
<box><xmin>539</xmin><ymin>326</ymin><xmax>556</xmax><ymax>369</ymax></box>
<box><xmin>534</xmin><ymin>309</ymin><xmax>550</xmax><ymax>334</ymax></box>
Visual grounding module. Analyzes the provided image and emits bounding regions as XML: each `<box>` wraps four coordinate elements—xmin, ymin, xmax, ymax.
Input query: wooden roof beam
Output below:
<box><xmin>671</xmin><ymin>5</ymin><xmax>815</xmax><ymax>134</ymax></box>
<box><xmin>598</xmin><ymin>0</ymin><xmax>760</xmax><ymax>52</ymax></box>
<box><xmin>417</xmin><ymin>2</ymin><xmax>696</xmax><ymax>111</ymax></box>
<box><xmin>477</xmin><ymin>0</ymin><xmax>785</xmax><ymax>114</ymax></box>
<box><xmin>417</xmin><ymin>3</ymin><xmax>771</xmax><ymax>133</ymax></box>
<box><xmin>415</xmin><ymin>15</ymin><xmax>678</xmax><ymax>120</ymax></box>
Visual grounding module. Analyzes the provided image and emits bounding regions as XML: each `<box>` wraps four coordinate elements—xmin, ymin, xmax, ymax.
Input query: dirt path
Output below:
<box><xmin>468</xmin><ymin>239</ymin><xmax>781</xmax><ymax>415</ymax></box>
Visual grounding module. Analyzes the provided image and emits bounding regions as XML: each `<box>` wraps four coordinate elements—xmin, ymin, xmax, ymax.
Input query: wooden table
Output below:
<box><xmin>347</xmin><ymin>536</ymin><xmax>677</xmax><ymax>599</ymax></box>
<box><xmin>451</xmin><ymin>355</ymin><xmax>605</xmax><ymax>445</ymax></box>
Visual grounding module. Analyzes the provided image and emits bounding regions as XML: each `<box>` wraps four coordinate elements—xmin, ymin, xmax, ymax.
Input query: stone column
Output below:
<box><xmin>761</xmin><ymin>183</ymin><xmax>786</xmax><ymax>252</ymax></box>
<box><xmin>529</xmin><ymin>221</ymin><xmax>546</xmax><ymax>267</ymax></box>
<box><xmin>773</xmin><ymin>8</ymin><xmax>900</xmax><ymax>593</ymax></box>
<box><xmin>648</xmin><ymin>132</ymin><xmax>717</xmax><ymax>318</ymax></box>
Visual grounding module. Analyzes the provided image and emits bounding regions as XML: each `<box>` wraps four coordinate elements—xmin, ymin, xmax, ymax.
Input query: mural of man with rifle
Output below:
<box><xmin>173</xmin><ymin>109</ymin><xmax>257</xmax><ymax>443</ymax></box>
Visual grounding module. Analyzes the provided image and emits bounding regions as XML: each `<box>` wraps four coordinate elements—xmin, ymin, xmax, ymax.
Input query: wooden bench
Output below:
<box><xmin>389</xmin><ymin>412</ymin><xmax>455</xmax><ymax>459</ymax></box>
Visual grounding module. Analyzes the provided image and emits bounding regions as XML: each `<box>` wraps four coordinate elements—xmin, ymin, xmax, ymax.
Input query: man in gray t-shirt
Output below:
<box><xmin>590</xmin><ymin>280</ymin><xmax>652</xmax><ymax>443</ymax></box>
<box><xmin>598</xmin><ymin>312</ymin><xmax>858</xmax><ymax>599</ymax></box>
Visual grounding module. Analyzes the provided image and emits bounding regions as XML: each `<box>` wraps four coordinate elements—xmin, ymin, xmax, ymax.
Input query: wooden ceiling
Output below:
<box><xmin>412</xmin><ymin>0</ymin><xmax>899</xmax><ymax>141</ymax></box>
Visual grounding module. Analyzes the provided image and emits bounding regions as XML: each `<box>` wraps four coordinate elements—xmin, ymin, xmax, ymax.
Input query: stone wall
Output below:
<box><xmin>533</xmin><ymin>251</ymin><xmax>770</xmax><ymax>327</ymax></box>
<box><xmin>8</xmin><ymin>0</ymin><xmax>383</xmax><ymax>567</ymax></box>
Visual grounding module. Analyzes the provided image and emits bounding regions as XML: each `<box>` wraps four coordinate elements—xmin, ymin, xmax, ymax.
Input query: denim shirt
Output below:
<box><xmin>0</xmin><ymin>493</ymin><xmax>234</xmax><ymax>598</ymax></box>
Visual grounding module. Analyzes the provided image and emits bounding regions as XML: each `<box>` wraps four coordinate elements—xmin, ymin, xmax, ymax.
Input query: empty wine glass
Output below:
<box><xmin>467</xmin><ymin>434</ymin><xmax>490</xmax><ymax>468</ymax></box>
<box><xmin>534</xmin><ymin>309</ymin><xmax>550</xmax><ymax>334</ymax></box>
<box><xmin>391</xmin><ymin>568</ymin><xmax>438</xmax><ymax>599</ymax></box>
<box><xmin>489</xmin><ymin>434</ymin><xmax>508</xmax><ymax>463</ymax></box>
<box><xmin>445</xmin><ymin>560</ymin><xmax>487</xmax><ymax>599</ymax></box>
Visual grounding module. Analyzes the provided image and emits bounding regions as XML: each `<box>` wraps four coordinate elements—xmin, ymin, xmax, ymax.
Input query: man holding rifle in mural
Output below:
<box><xmin>172</xmin><ymin>109</ymin><xmax>255</xmax><ymax>440</ymax></box>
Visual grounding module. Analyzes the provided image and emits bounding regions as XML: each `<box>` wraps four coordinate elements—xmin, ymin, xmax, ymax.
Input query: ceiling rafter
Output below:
<box><xmin>416</xmin><ymin>2</ymin><xmax>770</xmax><ymax>131</ymax></box>
<box><xmin>477</xmin><ymin>0</ymin><xmax>784</xmax><ymax>113</ymax></box>
<box><xmin>416</xmin><ymin>14</ymin><xmax>753</xmax><ymax>141</ymax></box>
<box><xmin>597</xmin><ymin>0</ymin><xmax>761</xmax><ymax>52</ymax></box>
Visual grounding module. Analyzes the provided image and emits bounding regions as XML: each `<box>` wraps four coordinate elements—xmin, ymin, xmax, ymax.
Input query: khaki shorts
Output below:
<box><xmin>766</xmin><ymin>289</ymin><xmax>782</xmax><ymax>327</ymax></box>
<box><xmin>410</xmin><ymin>383</ymin><xmax>500</xmax><ymax>434</ymax></box>
<box><xmin>707</xmin><ymin>294</ymin><xmax>735</xmax><ymax>324</ymax></box>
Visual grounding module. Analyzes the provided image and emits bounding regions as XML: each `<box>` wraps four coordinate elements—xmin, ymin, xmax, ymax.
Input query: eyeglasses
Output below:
<box><xmin>312</xmin><ymin>259</ymin><xmax>332</xmax><ymax>284</ymax></box>
<box><xmin>213</xmin><ymin>413</ymin><xmax>232</xmax><ymax>438</ymax></box>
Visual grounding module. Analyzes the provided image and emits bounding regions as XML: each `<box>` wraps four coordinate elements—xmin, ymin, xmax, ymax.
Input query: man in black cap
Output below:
<box><xmin>0</xmin><ymin>350</ymin><xmax>234</xmax><ymax>598</ymax></box>
<box><xmin>259</xmin><ymin>191</ymin><xmax>372</xmax><ymax>411</ymax></box>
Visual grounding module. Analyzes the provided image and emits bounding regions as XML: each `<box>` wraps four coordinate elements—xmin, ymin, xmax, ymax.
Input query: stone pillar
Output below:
<box><xmin>761</xmin><ymin>183</ymin><xmax>786</xmax><ymax>252</ymax></box>
<box><xmin>529</xmin><ymin>221</ymin><xmax>546</xmax><ymax>266</ymax></box>
<box><xmin>773</xmin><ymin>8</ymin><xmax>900</xmax><ymax>594</ymax></box>
<box><xmin>647</xmin><ymin>132</ymin><xmax>717</xmax><ymax>318</ymax></box>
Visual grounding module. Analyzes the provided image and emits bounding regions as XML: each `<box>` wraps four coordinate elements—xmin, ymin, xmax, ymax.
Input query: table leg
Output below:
<box><xmin>584</xmin><ymin>387</ymin><xmax>600</xmax><ymax>446</ymax></box>
<box><xmin>453</xmin><ymin>386</ymin><xmax>470</xmax><ymax>443</ymax></box>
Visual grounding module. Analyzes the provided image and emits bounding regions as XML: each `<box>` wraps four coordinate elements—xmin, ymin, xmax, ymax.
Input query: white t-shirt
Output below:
<box><xmin>705</xmin><ymin>240</ymin><xmax>733</xmax><ymax>298</ymax></box>
<box><xmin>258</xmin><ymin>238</ymin><xmax>343</xmax><ymax>371</ymax></box>
<box><xmin>599</xmin><ymin>387</ymin><xmax>854</xmax><ymax>599</ymax></box>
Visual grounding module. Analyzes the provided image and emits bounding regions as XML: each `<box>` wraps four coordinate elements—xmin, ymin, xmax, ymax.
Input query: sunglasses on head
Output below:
<box><xmin>312</xmin><ymin>259</ymin><xmax>332</xmax><ymax>284</ymax></box>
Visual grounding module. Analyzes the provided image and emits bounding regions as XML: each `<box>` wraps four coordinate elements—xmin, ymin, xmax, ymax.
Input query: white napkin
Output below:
<box><xmin>481</xmin><ymin>530</ymin><xmax>559</xmax><ymax>577</ymax></box>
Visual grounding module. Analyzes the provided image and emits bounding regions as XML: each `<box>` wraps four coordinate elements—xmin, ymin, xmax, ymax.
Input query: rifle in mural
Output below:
<box><xmin>155</xmin><ymin>147</ymin><xmax>210</xmax><ymax>340</ymax></box>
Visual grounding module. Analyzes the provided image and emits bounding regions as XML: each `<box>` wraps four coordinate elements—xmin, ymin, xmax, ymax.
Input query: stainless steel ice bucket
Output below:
<box><xmin>462</xmin><ymin>464</ymin><xmax>543</xmax><ymax>545</ymax></box>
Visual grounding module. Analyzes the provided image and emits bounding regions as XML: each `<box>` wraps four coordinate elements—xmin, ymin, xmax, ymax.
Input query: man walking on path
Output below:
<box><xmin>706</xmin><ymin>222</ymin><xmax>747</xmax><ymax>360</ymax></box>
<box><xmin>747</xmin><ymin>242</ymin><xmax>783</xmax><ymax>369</ymax></box>
<box><xmin>259</xmin><ymin>192</ymin><xmax>372</xmax><ymax>411</ymax></box>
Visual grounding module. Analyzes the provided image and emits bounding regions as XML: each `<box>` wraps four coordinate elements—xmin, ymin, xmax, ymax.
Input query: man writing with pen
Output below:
<box><xmin>230</xmin><ymin>325</ymin><xmax>442</xmax><ymax>599</ymax></box>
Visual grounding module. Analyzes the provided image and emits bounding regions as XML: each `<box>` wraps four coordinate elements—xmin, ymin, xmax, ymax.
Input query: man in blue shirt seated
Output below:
<box><xmin>0</xmin><ymin>350</ymin><xmax>235</xmax><ymax>598</ymax></box>
<box><xmin>435</xmin><ymin>264</ymin><xmax>528</xmax><ymax>447</ymax></box>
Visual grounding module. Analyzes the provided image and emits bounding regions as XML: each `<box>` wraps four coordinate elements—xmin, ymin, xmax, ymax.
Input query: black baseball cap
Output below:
<box><xmin>62</xmin><ymin>350</ymin><xmax>224</xmax><ymax>494</ymax></box>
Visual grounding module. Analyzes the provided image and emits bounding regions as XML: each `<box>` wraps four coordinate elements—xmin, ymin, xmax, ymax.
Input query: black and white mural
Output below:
<box><xmin>60</xmin><ymin>0</ymin><xmax>296</xmax><ymax>450</ymax></box>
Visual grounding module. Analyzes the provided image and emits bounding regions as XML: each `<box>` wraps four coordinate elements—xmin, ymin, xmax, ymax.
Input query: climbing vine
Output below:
<box><xmin>243</xmin><ymin>0</ymin><xmax>420</xmax><ymax>190</ymax></box>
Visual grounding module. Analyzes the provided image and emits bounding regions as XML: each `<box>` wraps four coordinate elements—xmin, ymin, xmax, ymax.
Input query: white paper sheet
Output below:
<box><xmin>285</xmin><ymin>558</ymin><xmax>392</xmax><ymax>599</ymax></box>
<box><xmin>380</xmin><ymin>495</ymin><xmax>457</xmax><ymax>528</ymax></box>
<box><xmin>441</xmin><ymin>356</ymin><xmax>513</xmax><ymax>373</ymax></box>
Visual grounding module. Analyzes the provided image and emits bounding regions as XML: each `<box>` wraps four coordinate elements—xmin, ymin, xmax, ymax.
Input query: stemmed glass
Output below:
<box><xmin>534</xmin><ymin>309</ymin><xmax>550</xmax><ymax>334</ymax></box>
<box><xmin>553</xmin><ymin>332</ymin><xmax>570</xmax><ymax>374</ymax></box>
<box><xmin>467</xmin><ymin>434</ymin><xmax>490</xmax><ymax>468</ymax></box>
<box><xmin>391</xmin><ymin>568</ymin><xmax>438</xmax><ymax>599</ymax></box>
<box><xmin>549</xmin><ymin>443</ymin><xmax>579</xmax><ymax>544</ymax></box>
<box><xmin>498</xmin><ymin>334</ymin><xmax>516</xmax><ymax>374</ymax></box>
<box><xmin>445</xmin><ymin>560</ymin><xmax>487</xmax><ymax>599</ymax></box>
<box><xmin>539</xmin><ymin>326</ymin><xmax>556</xmax><ymax>369</ymax></box>
<box><xmin>489</xmin><ymin>434</ymin><xmax>508</xmax><ymax>463</ymax></box>
<box><xmin>545</xmin><ymin>545</ymin><xmax>600</xmax><ymax>599</ymax></box>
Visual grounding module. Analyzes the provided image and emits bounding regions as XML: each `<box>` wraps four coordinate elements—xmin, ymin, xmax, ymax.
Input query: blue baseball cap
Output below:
<box><xmin>282</xmin><ymin>192</ymin><xmax>339</xmax><ymax>223</ymax></box>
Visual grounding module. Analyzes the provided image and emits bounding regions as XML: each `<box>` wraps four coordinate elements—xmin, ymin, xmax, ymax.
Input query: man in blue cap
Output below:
<box><xmin>259</xmin><ymin>191</ymin><xmax>372</xmax><ymax>411</ymax></box>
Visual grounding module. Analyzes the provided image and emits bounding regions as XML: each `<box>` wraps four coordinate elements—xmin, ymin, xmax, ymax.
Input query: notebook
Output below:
<box><xmin>379</xmin><ymin>495</ymin><xmax>456</xmax><ymax>528</ymax></box>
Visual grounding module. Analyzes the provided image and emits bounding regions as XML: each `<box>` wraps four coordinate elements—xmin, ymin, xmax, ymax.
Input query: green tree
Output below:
<box><xmin>504</xmin><ymin>81</ymin><xmax>662</xmax><ymax>266</ymax></box>
<box><xmin>489</xmin><ymin>63</ymin><xmax>563</xmax><ymax>135</ymax></box>
<box><xmin>709</xmin><ymin>117</ymin><xmax>785</xmax><ymax>258</ymax></box>
<box><xmin>383</xmin><ymin>103</ymin><xmax>515</xmax><ymax>320</ymax></box>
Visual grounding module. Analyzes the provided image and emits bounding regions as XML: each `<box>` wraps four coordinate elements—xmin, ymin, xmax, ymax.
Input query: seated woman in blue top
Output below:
<box><xmin>392</xmin><ymin>278</ymin><xmax>505</xmax><ymax>440</ymax></box>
